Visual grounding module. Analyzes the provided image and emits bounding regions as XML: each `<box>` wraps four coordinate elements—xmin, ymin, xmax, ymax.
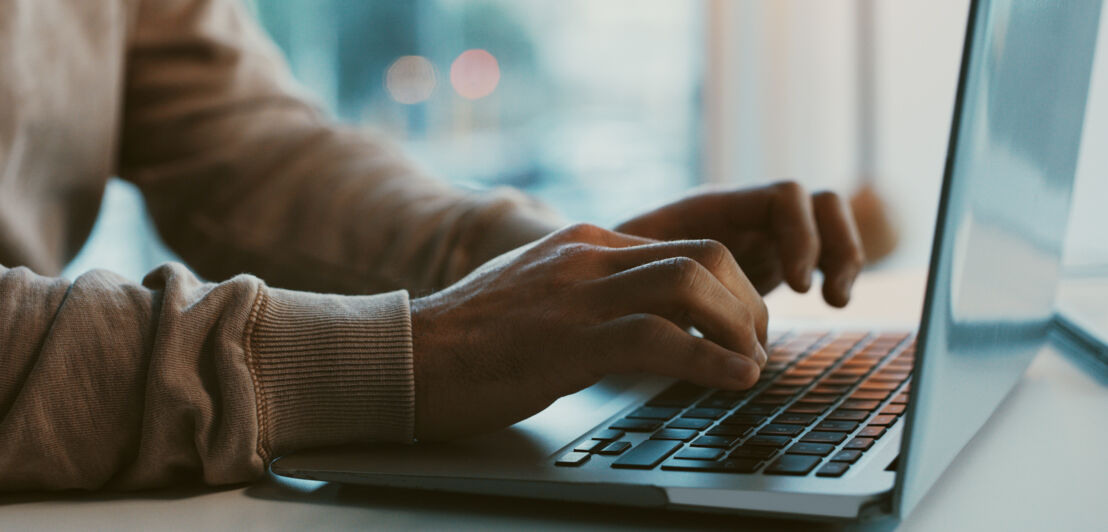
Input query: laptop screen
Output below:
<box><xmin>895</xmin><ymin>0</ymin><xmax>1102</xmax><ymax>518</ymax></box>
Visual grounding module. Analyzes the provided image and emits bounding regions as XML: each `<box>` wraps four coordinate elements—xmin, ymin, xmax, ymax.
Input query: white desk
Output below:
<box><xmin>2</xmin><ymin>271</ymin><xmax>1106</xmax><ymax>531</ymax></box>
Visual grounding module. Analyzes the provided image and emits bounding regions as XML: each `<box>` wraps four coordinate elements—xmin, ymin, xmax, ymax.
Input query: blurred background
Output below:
<box><xmin>64</xmin><ymin>0</ymin><xmax>1108</xmax><ymax>285</ymax></box>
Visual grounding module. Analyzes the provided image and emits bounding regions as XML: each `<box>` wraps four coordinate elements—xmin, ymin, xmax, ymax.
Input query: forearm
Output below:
<box><xmin>0</xmin><ymin>263</ymin><xmax>412</xmax><ymax>491</ymax></box>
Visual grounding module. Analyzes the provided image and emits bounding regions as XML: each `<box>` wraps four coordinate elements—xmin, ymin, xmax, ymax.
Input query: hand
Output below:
<box><xmin>615</xmin><ymin>181</ymin><xmax>865</xmax><ymax>307</ymax></box>
<box><xmin>411</xmin><ymin>223</ymin><xmax>769</xmax><ymax>440</ymax></box>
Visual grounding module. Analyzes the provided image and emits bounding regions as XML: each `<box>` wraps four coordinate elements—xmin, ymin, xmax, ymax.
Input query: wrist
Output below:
<box><xmin>448</xmin><ymin>190</ymin><xmax>565</xmax><ymax>283</ymax></box>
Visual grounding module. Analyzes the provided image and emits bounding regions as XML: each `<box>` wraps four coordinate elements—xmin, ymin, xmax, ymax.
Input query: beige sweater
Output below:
<box><xmin>0</xmin><ymin>0</ymin><xmax>559</xmax><ymax>490</ymax></box>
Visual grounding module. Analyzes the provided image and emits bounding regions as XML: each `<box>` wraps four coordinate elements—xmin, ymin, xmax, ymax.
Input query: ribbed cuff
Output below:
<box><xmin>244</xmin><ymin>287</ymin><xmax>414</xmax><ymax>460</ymax></box>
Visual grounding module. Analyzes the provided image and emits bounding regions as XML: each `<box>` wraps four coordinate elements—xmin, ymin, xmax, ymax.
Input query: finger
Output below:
<box><xmin>812</xmin><ymin>192</ymin><xmax>865</xmax><ymax>307</ymax></box>
<box><xmin>719</xmin><ymin>232</ymin><xmax>784</xmax><ymax>295</ymax></box>
<box><xmin>547</xmin><ymin>223</ymin><xmax>657</xmax><ymax>249</ymax></box>
<box><xmin>761</xmin><ymin>181</ymin><xmax>821</xmax><ymax>293</ymax></box>
<box><xmin>603</xmin><ymin>242</ymin><xmax>769</xmax><ymax>347</ymax></box>
<box><xmin>686</xmin><ymin>183</ymin><xmax>820</xmax><ymax>292</ymax></box>
<box><xmin>601</xmin><ymin>239</ymin><xmax>765</xmax><ymax>328</ymax></box>
<box><xmin>594</xmin><ymin>314</ymin><xmax>761</xmax><ymax>390</ymax></box>
<box><xmin>596</xmin><ymin>257</ymin><xmax>768</xmax><ymax>365</ymax></box>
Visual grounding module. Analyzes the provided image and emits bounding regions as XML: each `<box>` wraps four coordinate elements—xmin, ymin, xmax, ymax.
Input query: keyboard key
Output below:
<box><xmin>684</xmin><ymin>407</ymin><xmax>728</xmax><ymax>419</ymax></box>
<box><xmin>785</xmin><ymin>368</ymin><xmax>824</xmax><ymax>378</ymax></box>
<box><xmin>592</xmin><ymin>429</ymin><xmax>625</xmax><ymax>441</ymax></box>
<box><xmin>760</xmin><ymin>424</ymin><xmax>804</xmax><ymax>437</ymax></box>
<box><xmin>765</xmin><ymin>454</ymin><xmax>821</xmax><ymax>475</ymax></box>
<box><xmin>801</xmin><ymin>431</ymin><xmax>847</xmax><ymax>444</ymax></box>
<box><xmin>675</xmin><ymin>447</ymin><xmax>725</xmax><ymax>461</ymax></box>
<box><xmin>763</xmin><ymin>386</ymin><xmax>802</xmax><ymax>396</ymax></box>
<box><xmin>722</xmin><ymin>414</ymin><xmax>767</xmax><ymax>426</ymax></box>
<box><xmin>707</xmin><ymin>425</ymin><xmax>753</xmax><ymax>438</ymax></box>
<box><xmin>736</xmin><ymin>404</ymin><xmax>779</xmax><ymax>415</ymax></box>
<box><xmin>776</xmin><ymin>377</ymin><xmax>814</xmax><ymax>387</ymax></box>
<box><xmin>859</xmin><ymin>380</ymin><xmax>900</xmax><ymax>391</ymax></box>
<box><xmin>774</xmin><ymin>413</ymin><xmax>817</xmax><ymax>425</ymax></box>
<box><xmin>746</xmin><ymin>435</ymin><xmax>792</xmax><ymax>447</ymax></box>
<box><xmin>795</xmin><ymin>360</ymin><xmax>831</xmax><ymax>371</ymax></box>
<box><xmin>832</xmin><ymin>367</ymin><xmax>868</xmax><ymax>377</ymax></box>
<box><xmin>715</xmin><ymin>458</ymin><xmax>763</xmax><ymax>473</ymax></box>
<box><xmin>850</xmin><ymin>390</ymin><xmax>890</xmax><ymax>401</ymax></box>
<box><xmin>787</xmin><ymin>442</ymin><xmax>835</xmax><ymax>456</ymax></box>
<box><xmin>827</xmin><ymin>409</ymin><xmax>869</xmax><ymax>422</ymax></box>
<box><xmin>786</xmin><ymin>404</ymin><xmax>829</xmax><ymax>415</ymax></box>
<box><xmin>611</xmin><ymin>440</ymin><xmax>682</xmax><ymax>469</ymax></box>
<box><xmin>858</xmin><ymin>426</ymin><xmax>886</xmax><ymax>438</ymax></box>
<box><xmin>812</xmin><ymin>385</ymin><xmax>850</xmax><ymax>394</ymax></box>
<box><xmin>844</xmin><ymin>437</ymin><xmax>875</xmax><ymax>451</ymax></box>
<box><xmin>751</xmin><ymin>395</ymin><xmax>791</xmax><ymax>406</ymax></box>
<box><xmin>831</xmin><ymin>450</ymin><xmax>863</xmax><ymax>463</ymax></box>
<box><xmin>575</xmin><ymin>439</ymin><xmax>607</xmax><ymax>453</ymax></box>
<box><xmin>597</xmin><ymin>440</ymin><xmax>632</xmax><ymax>455</ymax></box>
<box><xmin>697</xmin><ymin>397</ymin><xmax>740</xmax><ymax>409</ymax></box>
<box><xmin>817</xmin><ymin>462</ymin><xmax>851</xmax><ymax>477</ymax></box>
<box><xmin>691</xmin><ymin>435</ymin><xmax>737</xmax><ymax>448</ymax></box>
<box><xmin>840</xmin><ymin>400</ymin><xmax>880</xmax><ymax>411</ymax></box>
<box><xmin>555</xmin><ymin>451</ymin><xmax>590</xmax><ymax>466</ymax></box>
<box><xmin>869</xmin><ymin>415</ymin><xmax>897</xmax><ymax>426</ymax></box>
<box><xmin>648</xmin><ymin>382</ymin><xmax>707</xmax><ymax>407</ymax></box>
<box><xmin>729</xmin><ymin>446</ymin><xmax>778</xmax><ymax>460</ymax></box>
<box><xmin>798</xmin><ymin>394</ymin><xmax>839</xmax><ymax>404</ymax></box>
<box><xmin>661</xmin><ymin>458</ymin><xmax>762</xmax><ymax>473</ymax></box>
<box><xmin>610</xmin><ymin>418</ymin><xmax>662</xmax><ymax>432</ymax></box>
<box><xmin>822</xmin><ymin>376</ymin><xmax>860</xmax><ymax>386</ymax></box>
<box><xmin>659</xmin><ymin>459</ymin><xmax>721</xmax><ymax>472</ymax></box>
<box><xmin>873</xmin><ymin>371</ymin><xmax>910</xmax><ymax>382</ymax></box>
<box><xmin>814</xmin><ymin>421</ymin><xmax>858</xmax><ymax>432</ymax></box>
<box><xmin>891</xmin><ymin>393</ymin><xmax>910</xmax><ymax>404</ymax></box>
<box><xmin>650</xmin><ymin>428</ymin><xmax>698</xmax><ymax>441</ymax></box>
<box><xmin>667</xmin><ymin>418</ymin><xmax>712</xmax><ymax>430</ymax></box>
<box><xmin>881</xmin><ymin>404</ymin><xmax>907</xmax><ymax>416</ymax></box>
<box><xmin>628</xmin><ymin>406</ymin><xmax>681</xmax><ymax>420</ymax></box>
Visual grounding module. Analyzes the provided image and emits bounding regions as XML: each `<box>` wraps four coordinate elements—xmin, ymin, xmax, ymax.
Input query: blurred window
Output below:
<box><xmin>249</xmin><ymin>0</ymin><xmax>705</xmax><ymax>225</ymax></box>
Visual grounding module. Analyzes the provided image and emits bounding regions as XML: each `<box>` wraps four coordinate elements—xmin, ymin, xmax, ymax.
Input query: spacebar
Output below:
<box><xmin>611</xmin><ymin>440</ymin><xmax>682</xmax><ymax>469</ymax></box>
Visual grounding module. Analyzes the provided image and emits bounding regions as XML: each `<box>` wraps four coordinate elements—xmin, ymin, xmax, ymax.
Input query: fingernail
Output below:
<box><xmin>725</xmin><ymin>356</ymin><xmax>756</xmax><ymax>385</ymax></box>
<box><xmin>757</xmin><ymin>344</ymin><xmax>769</xmax><ymax>368</ymax></box>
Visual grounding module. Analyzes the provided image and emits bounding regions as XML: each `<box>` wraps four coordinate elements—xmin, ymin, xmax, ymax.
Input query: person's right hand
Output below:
<box><xmin>410</xmin><ymin>223</ymin><xmax>769</xmax><ymax>441</ymax></box>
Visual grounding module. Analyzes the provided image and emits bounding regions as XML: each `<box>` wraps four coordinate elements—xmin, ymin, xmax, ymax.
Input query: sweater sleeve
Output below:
<box><xmin>0</xmin><ymin>263</ymin><xmax>412</xmax><ymax>491</ymax></box>
<box><xmin>117</xmin><ymin>0</ymin><xmax>563</xmax><ymax>296</ymax></box>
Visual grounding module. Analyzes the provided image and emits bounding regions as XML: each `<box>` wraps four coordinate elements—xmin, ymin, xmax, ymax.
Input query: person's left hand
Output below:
<box><xmin>614</xmin><ymin>181</ymin><xmax>865</xmax><ymax>307</ymax></box>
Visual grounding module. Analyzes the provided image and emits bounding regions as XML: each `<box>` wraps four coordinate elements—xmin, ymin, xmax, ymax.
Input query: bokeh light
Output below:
<box><xmin>385</xmin><ymin>55</ymin><xmax>436</xmax><ymax>104</ymax></box>
<box><xmin>450</xmin><ymin>49</ymin><xmax>501</xmax><ymax>100</ymax></box>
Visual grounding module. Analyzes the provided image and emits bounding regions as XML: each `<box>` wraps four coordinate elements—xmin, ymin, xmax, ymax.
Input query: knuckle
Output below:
<box><xmin>774</xmin><ymin>180</ymin><xmax>806</xmax><ymax>199</ymax></box>
<box><xmin>812</xmin><ymin>189</ymin><xmax>840</xmax><ymax>203</ymax></box>
<box><xmin>661</xmin><ymin>256</ymin><xmax>703</xmax><ymax>290</ymax></box>
<box><xmin>692</xmin><ymin>239</ymin><xmax>730</xmax><ymax>270</ymax></box>
<box><xmin>558</xmin><ymin>222</ymin><xmax>605</xmax><ymax>242</ymax></box>
<box><xmin>558</xmin><ymin>242</ymin><xmax>601</xmax><ymax>262</ymax></box>
<box><xmin>845</xmin><ymin>248</ymin><xmax>866</xmax><ymax>270</ymax></box>
<box><xmin>755</xmin><ymin>299</ymin><xmax>770</xmax><ymax>333</ymax></box>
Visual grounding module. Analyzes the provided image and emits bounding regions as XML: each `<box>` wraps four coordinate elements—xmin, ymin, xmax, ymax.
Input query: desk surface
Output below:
<box><xmin>2</xmin><ymin>271</ymin><xmax>1106</xmax><ymax>531</ymax></box>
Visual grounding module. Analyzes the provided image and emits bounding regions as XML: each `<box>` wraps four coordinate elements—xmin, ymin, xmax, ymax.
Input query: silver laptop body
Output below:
<box><xmin>272</xmin><ymin>0</ymin><xmax>1102</xmax><ymax>522</ymax></box>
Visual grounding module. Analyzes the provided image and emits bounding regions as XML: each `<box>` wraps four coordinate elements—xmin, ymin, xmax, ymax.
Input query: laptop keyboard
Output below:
<box><xmin>554</xmin><ymin>330</ymin><xmax>915</xmax><ymax>478</ymax></box>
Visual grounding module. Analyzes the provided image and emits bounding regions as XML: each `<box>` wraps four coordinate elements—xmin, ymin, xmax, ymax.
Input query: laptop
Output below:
<box><xmin>272</xmin><ymin>0</ymin><xmax>1102</xmax><ymax>522</ymax></box>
